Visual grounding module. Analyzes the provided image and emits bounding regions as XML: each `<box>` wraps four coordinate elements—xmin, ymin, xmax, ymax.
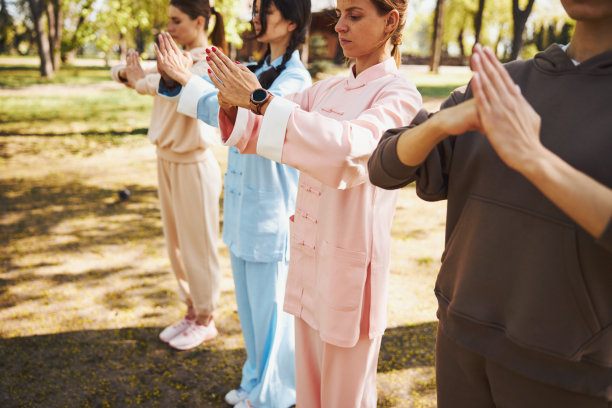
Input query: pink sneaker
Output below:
<box><xmin>159</xmin><ymin>317</ymin><xmax>194</xmax><ymax>343</ymax></box>
<box><xmin>169</xmin><ymin>320</ymin><xmax>218</xmax><ymax>350</ymax></box>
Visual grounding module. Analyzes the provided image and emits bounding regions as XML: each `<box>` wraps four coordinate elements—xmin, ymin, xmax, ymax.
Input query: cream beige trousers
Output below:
<box><xmin>157</xmin><ymin>150</ymin><xmax>222</xmax><ymax>322</ymax></box>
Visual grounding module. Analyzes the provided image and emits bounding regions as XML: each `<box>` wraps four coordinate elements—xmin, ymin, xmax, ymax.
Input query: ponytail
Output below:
<box><xmin>210</xmin><ymin>7</ymin><xmax>228</xmax><ymax>55</ymax></box>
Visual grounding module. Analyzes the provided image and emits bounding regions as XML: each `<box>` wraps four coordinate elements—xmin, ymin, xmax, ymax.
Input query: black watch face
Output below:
<box><xmin>252</xmin><ymin>88</ymin><xmax>268</xmax><ymax>102</ymax></box>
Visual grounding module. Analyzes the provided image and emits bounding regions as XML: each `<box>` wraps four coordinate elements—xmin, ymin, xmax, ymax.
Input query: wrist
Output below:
<box><xmin>178</xmin><ymin>72</ymin><xmax>193</xmax><ymax>87</ymax></box>
<box><xmin>161</xmin><ymin>76</ymin><xmax>179</xmax><ymax>90</ymax></box>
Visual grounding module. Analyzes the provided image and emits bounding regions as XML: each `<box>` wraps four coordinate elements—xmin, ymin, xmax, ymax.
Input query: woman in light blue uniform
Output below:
<box><xmin>156</xmin><ymin>0</ymin><xmax>312</xmax><ymax>406</ymax></box>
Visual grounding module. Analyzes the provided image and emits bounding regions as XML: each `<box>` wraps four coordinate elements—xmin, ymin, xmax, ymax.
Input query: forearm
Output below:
<box><xmin>522</xmin><ymin>148</ymin><xmax>612</xmax><ymax>238</ymax></box>
<box><xmin>396</xmin><ymin>113</ymin><xmax>449</xmax><ymax>166</ymax></box>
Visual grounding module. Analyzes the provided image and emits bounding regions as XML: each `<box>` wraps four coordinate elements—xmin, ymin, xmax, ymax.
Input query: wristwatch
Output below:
<box><xmin>249</xmin><ymin>88</ymin><xmax>272</xmax><ymax>115</ymax></box>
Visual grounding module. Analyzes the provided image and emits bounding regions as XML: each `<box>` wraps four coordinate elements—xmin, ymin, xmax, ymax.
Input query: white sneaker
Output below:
<box><xmin>159</xmin><ymin>317</ymin><xmax>194</xmax><ymax>343</ymax></box>
<box><xmin>234</xmin><ymin>400</ymin><xmax>253</xmax><ymax>408</ymax></box>
<box><xmin>225</xmin><ymin>388</ymin><xmax>248</xmax><ymax>405</ymax></box>
<box><xmin>168</xmin><ymin>320</ymin><xmax>218</xmax><ymax>350</ymax></box>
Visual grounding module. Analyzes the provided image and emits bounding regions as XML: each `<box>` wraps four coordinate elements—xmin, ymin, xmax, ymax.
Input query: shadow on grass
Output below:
<box><xmin>0</xmin><ymin>322</ymin><xmax>438</xmax><ymax>408</ymax></box>
<box><xmin>379</xmin><ymin>321</ymin><xmax>437</xmax><ymax>373</ymax></box>
<box><xmin>0</xmin><ymin>128</ymin><xmax>149</xmax><ymax>137</ymax></box>
<box><xmin>0</xmin><ymin>176</ymin><xmax>161</xmax><ymax>272</ymax></box>
<box><xmin>0</xmin><ymin>327</ymin><xmax>245</xmax><ymax>408</ymax></box>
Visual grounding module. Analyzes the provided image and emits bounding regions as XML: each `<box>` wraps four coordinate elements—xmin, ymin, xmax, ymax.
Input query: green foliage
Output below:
<box><xmin>215</xmin><ymin>0</ymin><xmax>252</xmax><ymax>47</ymax></box>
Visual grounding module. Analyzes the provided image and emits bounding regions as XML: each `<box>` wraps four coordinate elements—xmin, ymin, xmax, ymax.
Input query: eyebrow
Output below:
<box><xmin>337</xmin><ymin>6</ymin><xmax>364</xmax><ymax>12</ymax></box>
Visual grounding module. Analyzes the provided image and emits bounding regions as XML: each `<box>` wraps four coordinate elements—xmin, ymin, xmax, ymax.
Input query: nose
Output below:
<box><xmin>334</xmin><ymin>16</ymin><xmax>347</xmax><ymax>33</ymax></box>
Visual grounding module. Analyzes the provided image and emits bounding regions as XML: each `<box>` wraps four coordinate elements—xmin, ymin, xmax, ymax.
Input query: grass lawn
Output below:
<box><xmin>0</xmin><ymin>62</ymin><xmax>465</xmax><ymax>407</ymax></box>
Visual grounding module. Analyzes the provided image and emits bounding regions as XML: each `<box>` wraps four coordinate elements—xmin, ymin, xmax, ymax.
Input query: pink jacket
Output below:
<box><xmin>219</xmin><ymin>58</ymin><xmax>422</xmax><ymax>347</ymax></box>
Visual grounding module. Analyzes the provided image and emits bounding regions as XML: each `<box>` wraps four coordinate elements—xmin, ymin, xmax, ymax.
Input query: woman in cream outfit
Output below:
<box><xmin>111</xmin><ymin>0</ymin><xmax>225</xmax><ymax>351</ymax></box>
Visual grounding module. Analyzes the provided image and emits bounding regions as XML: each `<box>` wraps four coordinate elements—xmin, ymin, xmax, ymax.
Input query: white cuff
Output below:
<box><xmin>224</xmin><ymin>107</ymin><xmax>249</xmax><ymax>146</ymax></box>
<box><xmin>177</xmin><ymin>76</ymin><xmax>215</xmax><ymax>118</ymax></box>
<box><xmin>256</xmin><ymin>97</ymin><xmax>297</xmax><ymax>163</ymax></box>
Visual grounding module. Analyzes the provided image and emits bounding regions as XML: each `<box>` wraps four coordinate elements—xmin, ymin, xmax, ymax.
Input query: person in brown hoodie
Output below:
<box><xmin>368</xmin><ymin>0</ymin><xmax>612</xmax><ymax>406</ymax></box>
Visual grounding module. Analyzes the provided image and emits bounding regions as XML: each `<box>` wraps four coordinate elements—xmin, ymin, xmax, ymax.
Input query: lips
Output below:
<box><xmin>339</xmin><ymin>38</ymin><xmax>351</xmax><ymax>46</ymax></box>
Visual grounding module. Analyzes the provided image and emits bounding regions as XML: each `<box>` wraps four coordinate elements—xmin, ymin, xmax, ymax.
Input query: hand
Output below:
<box><xmin>154</xmin><ymin>31</ymin><xmax>193</xmax><ymax>86</ymax></box>
<box><xmin>206</xmin><ymin>47</ymin><xmax>262</xmax><ymax>109</ymax></box>
<box><xmin>470</xmin><ymin>44</ymin><xmax>544</xmax><ymax>172</ymax></box>
<box><xmin>218</xmin><ymin>92</ymin><xmax>238</xmax><ymax>122</ymax></box>
<box><xmin>438</xmin><ymin>98</ymin><xmax>483</xmax><ymax>136</ymax></box>
<box><xmin>124</xmin><ymin>50</ymin><xmax>146</xmax><ymax>87</ymax></box>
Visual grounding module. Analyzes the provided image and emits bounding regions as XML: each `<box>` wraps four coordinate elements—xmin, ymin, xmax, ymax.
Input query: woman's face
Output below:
<box><xmin>252</xmin><ymin>0</ymin><xmax>296</xmax><ymax>44</ymax></box>
<box><xmin>334</xmin><ymin>0</ymin><xmax>392</xmax><ymax>60</ymax></box>
<box><xmin>167</xmin><ymin>5</ymin><xmax>202</xmax><ymax>47</ymax></box>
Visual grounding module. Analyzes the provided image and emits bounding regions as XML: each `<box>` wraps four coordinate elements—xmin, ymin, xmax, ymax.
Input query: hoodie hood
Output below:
<box><xmin>533</xmin><ymin>44</ymin><xmax>612</xmax><ymax>75</ymax></box>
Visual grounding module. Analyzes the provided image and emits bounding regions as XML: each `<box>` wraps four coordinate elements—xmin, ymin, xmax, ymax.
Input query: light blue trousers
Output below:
<box><xmin>230</xmin><ymin>252</ymin><xmax>296</xmax><ymax>408</ymax></box>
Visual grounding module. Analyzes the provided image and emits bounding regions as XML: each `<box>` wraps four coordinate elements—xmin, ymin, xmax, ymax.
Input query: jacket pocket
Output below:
<box><xmin>316</xmin><ymin>240</ymin><xmax>368</xmax><ymax>311</ymax></box>
<box><xmin>437</xmin><ymin>195</ymin><xmax>601</xmax><ymax>360</ymax></box>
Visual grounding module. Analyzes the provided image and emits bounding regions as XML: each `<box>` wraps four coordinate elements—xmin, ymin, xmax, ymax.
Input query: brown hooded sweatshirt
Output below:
<box><xmin>368</xmin><ymin>45</ymin><xmax>612</xmax><ymax>399</ymax></box>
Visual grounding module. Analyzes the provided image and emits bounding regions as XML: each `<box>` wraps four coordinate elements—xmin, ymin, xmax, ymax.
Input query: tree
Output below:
<box><xmin>0</xmin><ymin>0</ymin><xmax>13</xmax><ymax>53</ymax></box>
<box><xmin>27</xmin><ymin>0</ymin><xmax>54</xmax><ymax>77</ymax></box>
<box><xmin>429</xmin><ymin>0</ymin><xmax>445</xmax><ymax>73</ymax></box>
<box><xmin>510</xmin><ymin>0</ymin><xmax>535</xmax><ymax>60</ymax></box>
<box><xmin>46</xmin><ymin>0</ymin><xmax>62</xmax><ymax>70</ymax></box>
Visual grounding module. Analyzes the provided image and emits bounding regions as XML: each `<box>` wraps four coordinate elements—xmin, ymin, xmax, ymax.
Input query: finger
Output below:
<box><xmin>207</xmin><ymin>68</ymin><xmax>224</xmax><ymax>91</ymax></box>
<box><xmin>475</xmin><ymin>46</ymin><xmax>507</xmax><ymax>103</ymax></box>
<box><xmin>168</xmin><ymin>34</ymin><xmax>183</xmax><ymax>56</ymax></box>
<box><xmin>154</xmin><ymin>43</ymin><xmax>164</xmax><ymax>62</ymax></box>
<box><xmin>482</xmin><ymin>46</ymin><xmax>520</xmax><ymax>97</ymax></box>
<box><xmin>470</xmin><ymin>53</ymin><xmax>491</xmax><ymax>115</ymax></box>
<box><xmin>210</xmin><ymin>47</ymin><xmax>238</xmax><ymax>73</ymax></box>
<box><xmin>472</xmin><ymin>46</ymin><xmax>502</xmax><ymax>108</ymax></box>
<box><xmin>206</xmin><ymin>52</ymin><xmax>229</xmax><ymax>81</ymax></box>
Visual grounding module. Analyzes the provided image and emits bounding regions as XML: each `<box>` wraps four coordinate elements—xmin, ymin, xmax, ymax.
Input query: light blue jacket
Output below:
<box><xmin>160</xmin><ymin>50</ymin><xmax>312</xmax><ymax>262</ymax></box>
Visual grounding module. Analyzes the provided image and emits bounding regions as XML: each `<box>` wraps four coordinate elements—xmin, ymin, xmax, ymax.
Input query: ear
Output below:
<box><xmin>196</xmin><ymin>15</ymin><xmax>206</xmax><ymax>30</ymax></box>
<box><xmin>385</xmin><ymin>10</ymin><xmax>400</xmax><ymax>36</ymax></box>
<box><xmin>287</xmin><ymin>21</ymin><xmax>297</xmax><ymax>33</ymax></box>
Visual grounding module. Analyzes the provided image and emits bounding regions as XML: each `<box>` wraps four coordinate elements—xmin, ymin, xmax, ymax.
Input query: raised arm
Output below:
<box><xmin>471</xmin><ymin>44</ymin><xmax>612</xmax><ymax>243</ymax></box>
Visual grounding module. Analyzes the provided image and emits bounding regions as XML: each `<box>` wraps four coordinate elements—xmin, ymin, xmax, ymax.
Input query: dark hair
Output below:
<box><xmin>369</xmin><ymin>0</ymin><xmax>408</xmax><ymax>67</ymax></box>
<box><xmin>248</xmin><ymin>0</ymin><xmax>312</xmax><ymax>89</ymax></box>
<box><xmin>170</xmin><ymin>0</ymin><xmax>228</xmax><ymax>54</ymax></box>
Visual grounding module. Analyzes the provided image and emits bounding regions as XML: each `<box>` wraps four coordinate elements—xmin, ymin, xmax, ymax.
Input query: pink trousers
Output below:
<box><xmin>294</xmin><ymin>272</ymin><xmax>382</xmax><ymax>408</ymax></box>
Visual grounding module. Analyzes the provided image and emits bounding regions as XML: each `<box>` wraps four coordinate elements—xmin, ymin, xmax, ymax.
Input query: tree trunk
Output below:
<box><xmin>457</xmin><ymin>27</ymin><xmax>466</xmax><ymax>65</ymax></box>
<box><xmin>510</xmin><ymin>0</ymin><xmax>535</xmax><ymax>60</ymax></box>
<box><xmin>429</xmin><ymin>0</ymin><xmax>445</xmax><ymax>73</ymax></box>
<box><xmin>28</xmin><ymin>0</ymin><xmax>53</xmax><ymax>78</ymax></box>
<box><xmin>46</xmin><ymin>0</ymin><xmax>62</xmax><ymax>71</ymax></box>
<box><xmin>473</xmin><ymin>0</ymin><xmax>485</xmax><ymax>45</ymax></box>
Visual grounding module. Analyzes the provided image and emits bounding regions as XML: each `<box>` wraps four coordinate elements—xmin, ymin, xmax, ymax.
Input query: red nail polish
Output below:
<box><xmin>212</xmin><ymin>47</ymin><xmax>217</xmax><ymax>52</ymax></box>
<box><xmin>235</xmin><ymin>61</ymin><xmax>240</xmax><ymax>64</ymax></box>
<box><xmin>205</xmin><ymin>48</ymin><xmax>211</xmax><ymax>53</ymax></box>
<box><xmin>208</xmin><ymin>69</ymin><xmax>212</xmax><ymax>73</ymax></box>
<box><xmin>206</xmin><ymin>56</ymin><xmax>210</xmax><ymax>61</ymax></box>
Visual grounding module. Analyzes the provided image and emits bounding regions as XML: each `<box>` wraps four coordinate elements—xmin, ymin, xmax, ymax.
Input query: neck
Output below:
<box><xmin>354</xmin><ymin>44</ymin><xmax>391</xmax><ymax>77</ymax></box>
<box><xmin>567</xmin><ymin>19</ymin><xmax>612</xmax><ymax>62</ymax></box>
<box><xmin>185</xmin><ymin>31</ymin><xmax>209</xmax><ymax>51</ymax></box>
<box><xmin>269</xmin><ymin>37</ymin><xmax>291</xmax><ymax>63</ymax></box>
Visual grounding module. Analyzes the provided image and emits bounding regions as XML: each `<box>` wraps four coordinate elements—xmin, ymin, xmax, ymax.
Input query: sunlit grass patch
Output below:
<box><xmin>0</xmin><ymin>64</ymin><xmax>113</xmax><ymax>88</ymax></box>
